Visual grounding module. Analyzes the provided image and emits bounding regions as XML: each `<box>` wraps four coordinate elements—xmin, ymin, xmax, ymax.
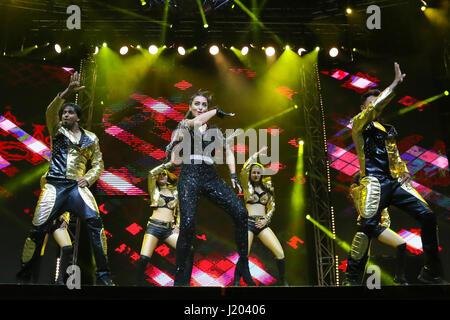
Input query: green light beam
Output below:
<box><xmin>398</xmin><ymin>91</ymin><xmax>448</xmax><ymax>115</ymax></box>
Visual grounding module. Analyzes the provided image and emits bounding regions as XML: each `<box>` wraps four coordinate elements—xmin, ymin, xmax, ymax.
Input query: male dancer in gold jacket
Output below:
<box><xmin>346</xmin><ymin>63</ymin><xmax>442</xmax><ymax>285</ymax></box>
<box><xmin>17</xmin><ymin>72</ymin><xmax>113</xmax><ymax>285</ymax></box>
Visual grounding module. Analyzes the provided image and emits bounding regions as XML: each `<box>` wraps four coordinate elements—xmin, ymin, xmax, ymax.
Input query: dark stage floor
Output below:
<box><xmin>1</xmin><ymin>283</ymin><xmax>448</xmax><ymax>301</ymax></box>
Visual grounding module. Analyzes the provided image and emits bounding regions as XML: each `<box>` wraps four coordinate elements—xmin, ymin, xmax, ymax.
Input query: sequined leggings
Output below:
<box><xmin>175</xmin><ymin>163</ymin><xmax>249</xmax><ymax>281</ymax></box>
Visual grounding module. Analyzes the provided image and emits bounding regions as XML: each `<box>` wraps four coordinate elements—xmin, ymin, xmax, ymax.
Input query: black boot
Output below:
<box><xmin>275</xmin><ymin>258</ymin><xmax>288</xmax><ymax>286</ymax></box>
<box><xmin>233</xmin><ymin>256</ymin><xmax>256</xmax><ymax>286</ymax></box>
<box><xmin>183</xmin><ymin>248</ymin><xmax>195</xmax><ymax>285</ymax></box>
<box><xmin>174</xmin><ymin>246</ymin><xmax>195</xmax><ymax>287</ymax></box>
<box><xmin>417</xmin><ymin>211</ymin><xmax>443</xmax><ymax>284</ymax></box>
<box><xmin>345</xmin><ymin>256</ymin><xmax>368</xmax><ymax>286</ymax></box>
<box><xmin>96</xmin><ymin>273</ymin><xmax>115</xmax><ymax>286</ymax></box>
<box><xmin>16</xmin><ymin>235</ymin><xmax>45</xmax><ymax>284</ymax></box>
<box><xmin>418</xmin><ymin>266</ymin><xmax>444</xmax><ymax>284</ymax></box>
<box><xmin>174</xmin><ymin>266</ymin><xmax>189</xmax><ymax>287</ymax></box>
<box><xmin>393</xmin><ymin>243</ymin><xmax>408</xmax><ymax>285</ymax></box>
<box><xmin>56</xmin><ymin>245</ymin><xmax>73</xmax><ymax>285</ymax></box>
<box><xmin>136</xmin><ymin>255</ymin><xmax>151</xmax><ymax>286</ymax></box>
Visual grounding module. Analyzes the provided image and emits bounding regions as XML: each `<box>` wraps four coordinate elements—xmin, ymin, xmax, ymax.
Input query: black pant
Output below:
<box><xmin>18</xmin><ymin>178</ymin><xmax>110</xmax><ymax>281</ymax></box>
<box><xmin>175</xmin><ymin>164</ymin><xmax>249</xmax><ymax>283</ymax></box>
<box><xmin>347</xmin><ymin>175</ymin><xmax>440</xmax><ymax>283</ymax></box>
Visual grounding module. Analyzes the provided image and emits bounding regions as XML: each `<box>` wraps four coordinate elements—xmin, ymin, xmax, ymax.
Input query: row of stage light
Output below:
<box><xmin>91</xmin><ymin>43</ymin><xmax>342</xmax><ymax>57</ymax></box>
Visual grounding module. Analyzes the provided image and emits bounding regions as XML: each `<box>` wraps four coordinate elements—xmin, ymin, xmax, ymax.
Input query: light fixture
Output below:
<box><xmin>329</xmin><ymin>47</ymin><xmax>339</xmax><ymax>57</ymax></box>
<box><xmin>209</xmin><ymin>45</ymin><xmax>219</xmax><ymax>55</ymax></box>
<box><xmin>265</xmin><ymin>46</ymin><xmax>275</xmax><ymax>56</ymax></box>
<box><xmin>241</xmin><ymin>46</ymin><xmax>249</xmax><ymax>55</ymax></box>
<box><xmin>120</xmin><ymin>46</ymin><xmax>128</xmax><ymax>55</ymax></box>
<box><xmin>178</xmin><ymin>46</ymin><xmax>186</xmax><ymax>55</ymax></box>
<box><xmin>54</xmin><ymin>44</ymin><xmax>62</xmax><ymax>53</ymax></box>
<box><xmin>297</xmin><ymin>48</ymin><xmax>306</xmax><ymax>56</ymax></box>
<box><xmin>148</xmin><ymin>45</ymin><xmax>158</xmax><ymax>55</ymax></box>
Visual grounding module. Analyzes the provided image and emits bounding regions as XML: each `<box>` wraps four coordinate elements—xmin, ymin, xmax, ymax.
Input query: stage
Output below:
<box><xmin>0</xmin><ymin>0</ymin><xmax>449</xmax><ymax>305</ymax></box>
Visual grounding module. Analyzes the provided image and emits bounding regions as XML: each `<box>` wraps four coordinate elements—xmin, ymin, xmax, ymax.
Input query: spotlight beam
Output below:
<box><xmin>244</xmin><ymin>107</ymin><xmax>295</xmax><ymax>130</ymax></box>
<box><xmin>397</xmin><ymin>92</ymin><xmax>448</xmax><ymax>115</ymax></box>
<box><xmin>196</xmin><ymin>0</ymin><xmax>208</xmax><ymax>28</ymax></box>
<box><xmin>160</xmin><ymin>0</ymin><xmax>171</xmax><ymax>44</ymax></box>
<box><xmin>233</xmin><ymin>0</ymin><xmax>282</xmax><ymax>44</ymax></box>
<box><xmin>92</xmin><ymin>1</ymin><xmax>169</xmax><ymax>26</ymax></box>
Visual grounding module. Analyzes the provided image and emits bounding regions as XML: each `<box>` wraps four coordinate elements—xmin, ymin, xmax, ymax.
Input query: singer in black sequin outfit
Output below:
<box><xmin>166</xmin><ymin>91</ymin><xmax>255</xmax><ymax>286</ymax></box>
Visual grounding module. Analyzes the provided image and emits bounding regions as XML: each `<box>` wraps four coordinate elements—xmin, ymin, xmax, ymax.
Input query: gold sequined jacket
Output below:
<box><xmin>350</xmin><ymin>87</ymin><xmax>409</xmax><ymax>179</ymax></box>
<box><xmin>44</xmin><ymin>95</ymin><xmax>104</xmax><ymax>186</ymax></box>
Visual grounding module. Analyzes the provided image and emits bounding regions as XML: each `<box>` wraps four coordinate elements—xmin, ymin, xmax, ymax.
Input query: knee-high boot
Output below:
<box><xmin>418</xmin><ymin>213</ymin><xmax>443</xmax><ymax>284</ymax></box>
<box><xmin>56</xmin><ymin>245</ymin><xmax>73</xmax><ymax>285</ymax></box>
<box><xmin>233</xmin><ymin>255</ymin><xmax>256</xmax><ymax>286</ymax></box>
<box><xmin>136</xmin><ymin>255</ymin><xmax>151</xmax><ymax>285</ymax></box>
<box><xmin>275</xmin><ymin>258</ymin><xmax>288</xmax><ymax>286</ymax></box>
<box><xmin>16</xmin><ymin>231</ymin><xmax>46</xmax><ymax>284</ymax></box>
<box><xmin>393</xmin><ymin>243</ymin><xmax>408</xmax><ymax>285</ymax></box>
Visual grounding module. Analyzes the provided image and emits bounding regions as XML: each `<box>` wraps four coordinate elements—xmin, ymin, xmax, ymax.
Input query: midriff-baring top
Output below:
<box><xmin>157</xmin><ymin>193</ymin><xmax>177</xmax><ymax>210</ymax></box>
<box><xmin>246</xmin><ymin>190</ymin><xmax>270</xmax><ymax>206</ymax></box>
<box><xmin>148</xmin><ymin>163</ymin><xmax>179</xmax><ymax>225</ymax></box>
<box><xmin>239</xmin><ymin>156</ymin><xmax>275</xmax><ymax>223</ymax></box>
<box><xmin>165</xmin><ymin>119</ymin><xmax>227</xmax><ymax>165</ymax></box>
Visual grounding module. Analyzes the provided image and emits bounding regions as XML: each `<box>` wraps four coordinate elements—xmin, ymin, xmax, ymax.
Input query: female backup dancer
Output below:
<box><xmin>346</xmin><ymin>173</ymin><xmax>408</xmax><ymax>285</ymax></box>
<box><xmin>30</xmin><ymin>212</ymin><xmax>73</xmax><ymax>284</ymax></box>
<box><xmin>135</xmin><ymin>162</ymin><xmax>194</xmax><ymax>285</ymax></box>
<box><xmin>52</xmin><ymin>212</ymin><xmax>73</xmax><ymax>285</ymax></box>
<box><xmin>239</xmin><ymin>147</ymin><xmax>287</xmax><ymax>286</ymax></box>
<box><xmin>166</xmin><ymin>90</ymin><xmax>255</xmax><ymax>286</ymax></box>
